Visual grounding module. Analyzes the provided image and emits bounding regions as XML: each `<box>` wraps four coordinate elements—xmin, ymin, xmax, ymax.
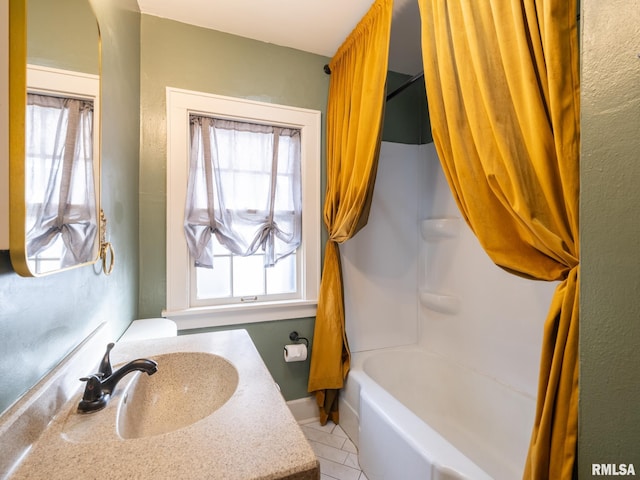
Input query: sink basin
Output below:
<box><xmin>117</xmin><ymin>351</ymin><xmax>239</xmax><ymax>439</ymax></box>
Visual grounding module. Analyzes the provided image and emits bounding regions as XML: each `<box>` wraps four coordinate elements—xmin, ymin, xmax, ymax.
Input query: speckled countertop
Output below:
<box><xmin>8</xmin><ymin>329</ymin><xmax>319</xmax><ymax>480</ymax></box>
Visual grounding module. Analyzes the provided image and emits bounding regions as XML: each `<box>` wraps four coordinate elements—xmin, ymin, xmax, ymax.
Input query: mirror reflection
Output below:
<box><xmin>25</xmin><ymin>76</ymin><xmax>98</xmax><ymax>273</ymax></box>
<box><xmin>10</xmin><ymin>0</ymin><xmax>101</xmax><ymax>276</ymax></box>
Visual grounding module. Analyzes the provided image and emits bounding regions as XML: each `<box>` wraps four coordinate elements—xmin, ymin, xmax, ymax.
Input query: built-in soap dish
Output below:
<box><xmin>420</xmin><ymin>218</ymin><xmax>460</xmax><ymax>241</ymax></box>
<box><xmin>419</xmin><ymin>291</ymin><xmax>461</xmax><ymax>315</ymax></box>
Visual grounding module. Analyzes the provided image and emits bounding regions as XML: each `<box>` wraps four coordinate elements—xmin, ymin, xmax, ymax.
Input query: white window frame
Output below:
<box><xmin>27</xmin><ymin>64</ymin><xmax>100</xmax><ymax>159</ymax></box>
<box><xmin>25</xmin><ymin>65</ymin><xmax>101</xmax><ymax>274</ymax></box>
<box><xmin>165</xmin><ymin>87</ymin><xmax>321</xmax><ymax>329</ymax></box>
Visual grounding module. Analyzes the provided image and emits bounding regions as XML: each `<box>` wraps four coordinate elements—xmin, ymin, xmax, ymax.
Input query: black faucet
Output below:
<box><xmin>78</xmin><ymin>342</ymin><xmax>158</xmax><ymax>413</ymax></box>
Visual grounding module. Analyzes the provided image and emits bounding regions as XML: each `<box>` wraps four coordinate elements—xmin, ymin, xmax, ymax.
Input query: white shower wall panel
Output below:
<box><xmin>418</xmin><ymin>143</ymin><xmax>558</xmax><ymax>397</ymax></box>
<box><xmin>341</xmin><ymin>142</ymin><xmax>421</xmax><ymax>353</ymax></box>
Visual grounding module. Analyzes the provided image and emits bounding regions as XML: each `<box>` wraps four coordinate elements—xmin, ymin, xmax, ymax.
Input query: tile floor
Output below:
<box><xmin>299</xmin><ymin>420</ymin><xmax>369</xmax><ymax>480</ymax></box>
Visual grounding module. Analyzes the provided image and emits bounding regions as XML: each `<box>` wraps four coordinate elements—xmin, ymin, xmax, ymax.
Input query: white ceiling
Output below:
<box><xmin>136</xmin><ymin>0</ymin><xmax>423</xmax><ymax>75</ymax></box>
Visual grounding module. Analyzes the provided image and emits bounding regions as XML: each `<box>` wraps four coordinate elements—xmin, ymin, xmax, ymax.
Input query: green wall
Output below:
<box><xmin>0</xmin><ymin>0</ymin><xmax>141</xmax><ymax>415</ymax></box>
<box><xmin>138</xmin><ymin>15</ymin><xmax>331</xmax><ymax>318</ymax></box>
<box><xmin>579</xmin><ymin>0</ymin><xmax>640</xmax><ymax>473</ymax></box>
<box><xmin>27</xmin><ymin>0</ymin><xmax>99</xmax><ymax>75</ymax></box>
<box><xmin>137</xmin><ymin>15</ymin><xmax>332</xmax><ymax>400</ymax></box>
<box><xmin>384</xmin><ymin>71</ymin><xmax>431</xmax><ymax>144</ymax></box>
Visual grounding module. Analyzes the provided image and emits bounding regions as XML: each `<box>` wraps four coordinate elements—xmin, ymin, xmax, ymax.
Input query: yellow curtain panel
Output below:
<box><xmin>418</xmin><ymin>0</ymin><xmax>580</xmax><ymax>478</ymax></box>
<box><xmin>307</xmin><ymin>0</ymin><xmax>393</xmax><ymax>425</ymax></box>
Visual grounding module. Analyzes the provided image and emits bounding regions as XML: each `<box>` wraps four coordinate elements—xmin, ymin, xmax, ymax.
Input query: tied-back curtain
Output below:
<box><xmin>184</xmin><ymin>116</ymin><xmax>302</xmax><ymax>268</ymax></box>
<box><xmin>307</xmin><ymin>0</ymin><xmax>393</xmax><ymax>425</ymax></box>
<box><xmin>418</xmin><ymin>0</ymin><xmax>580</xmax><ymax>478</ymax></box>
<box><xmin>26</xmin><ymin>93</ymin><xmax>97</xmax><ymax>267</ymax></box>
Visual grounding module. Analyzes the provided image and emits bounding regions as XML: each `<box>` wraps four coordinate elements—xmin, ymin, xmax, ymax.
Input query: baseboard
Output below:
<box><xmin>286</xmin><ymin>395</ymin><xmax>318</xmax><ymax>423</ymax></box>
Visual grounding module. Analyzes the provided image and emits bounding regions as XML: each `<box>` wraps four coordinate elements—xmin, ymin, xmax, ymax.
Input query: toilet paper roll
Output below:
<box><xmin>284</xmin><ymin>344</ymin><xmax>308</xmax><ymax>362</ymax></box>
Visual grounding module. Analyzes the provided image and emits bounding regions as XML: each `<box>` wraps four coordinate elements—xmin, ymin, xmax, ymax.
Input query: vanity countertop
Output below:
<box><xmin>7</xmin><ymin>329</ymin><xmax>319</xmax><ymax>480</ymax></box>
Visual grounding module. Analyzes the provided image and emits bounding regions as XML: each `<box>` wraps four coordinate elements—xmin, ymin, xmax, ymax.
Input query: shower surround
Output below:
<box><xmin>339</xmin><ymin>141</ymin><xmax>557</xmax><ymax>478</ymax></box>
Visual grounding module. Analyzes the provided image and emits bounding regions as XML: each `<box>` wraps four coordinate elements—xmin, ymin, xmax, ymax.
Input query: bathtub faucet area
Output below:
<box><xmin>78</xmin><ymin>342</ymin><xmax>158</xmax><ymax>413</ymax></box>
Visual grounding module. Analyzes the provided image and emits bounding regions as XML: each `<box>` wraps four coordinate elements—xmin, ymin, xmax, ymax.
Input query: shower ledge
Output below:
<box><xmin>419</xmin><ymin>290</ymin><xmax>461</xmax><ymax>315</ymax></box>
<box><xmin>420</xmin><ymin>218</ymin><xmax>460</xmax><ymax>241</ymax></box>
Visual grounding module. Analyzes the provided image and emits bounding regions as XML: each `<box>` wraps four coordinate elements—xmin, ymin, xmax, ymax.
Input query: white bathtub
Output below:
<box><xmin>339</xmin><ymin>347</ymin><xmax>536</xmax><ymax>480</ymax></box>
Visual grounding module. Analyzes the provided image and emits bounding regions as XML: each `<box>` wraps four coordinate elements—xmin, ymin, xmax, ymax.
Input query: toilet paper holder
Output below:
<box><xmin>288</xmin><ymin>331</ymin><xmax>309</xmax><ymax>347</ymax></box>
<box><xmin>284</xmin><ymin>332</ymin><xmax>309</xmax><ymax>362</ymax></box>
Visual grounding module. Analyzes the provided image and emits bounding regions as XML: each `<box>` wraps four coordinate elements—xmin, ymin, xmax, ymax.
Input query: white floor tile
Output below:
<box><xmin>342</xmin><ymin>438</ymin><xmax>358</xmax><ymax>454</ymax></box>
<box><xmin>309</xmin><ymin>439</ymin><xmax>350</xmax><ymax>464</ymax></box>
<box><xmin>301</xmin><ymin>424</ymin><xmax>347</xmax><ymax>449</ymax></box>
<box><xmin>332</xmin><ymin>425</ymin><xmax>348</xmax><ymax>438</ymax></box>
<box><xmin>344</xmin><ymin>453</ymin><xmax>360</xmax><ymax>470</ymax></box>
<box><xmin>304</xmin><ymin>419</ymin><xmax>338</xmax><ymax>434</ymax></box>
<box><xmin>318</xmin><ymin>458</ymin><xmax>362</xmax><ymax>480</ymax></box>
<box><xmin>300</xmin><ymin>419</ymin><xmax>364</xmax><ymax>480</ymax></box>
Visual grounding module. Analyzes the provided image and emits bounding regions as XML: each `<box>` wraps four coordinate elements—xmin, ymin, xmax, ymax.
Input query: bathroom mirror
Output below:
<box><xmin>9</xmin><ymin>0</ymin><xmax>101</xmax><ymax>276</ymax></box>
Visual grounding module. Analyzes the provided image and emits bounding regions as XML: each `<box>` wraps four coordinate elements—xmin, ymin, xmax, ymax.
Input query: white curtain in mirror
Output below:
<box><xmin>25</xmin><ymin>93</ymin><xmax>97</xmax><ymax>271</ymax></box>
<box><xmin>184</xmin><ymin>116</ymin><xmax>302</xmax><ymax>268</ymax></box>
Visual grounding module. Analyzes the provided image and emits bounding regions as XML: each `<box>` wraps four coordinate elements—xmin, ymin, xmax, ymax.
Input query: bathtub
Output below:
<box><xmin>339</xmin><ymin>347</ymin><xmax>536</xmax><ymax>480</ymax></box>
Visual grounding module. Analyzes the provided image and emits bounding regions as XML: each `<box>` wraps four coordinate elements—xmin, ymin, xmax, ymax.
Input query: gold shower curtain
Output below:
<box><xmin>418</xmin><ymin>0</ymin><xmax>580</xmax><ymax>478</ymax></box>
<box><xmin>307</xmin><ymin>0</ymin><xmax>393</xmax><ymax>425</ymax></box>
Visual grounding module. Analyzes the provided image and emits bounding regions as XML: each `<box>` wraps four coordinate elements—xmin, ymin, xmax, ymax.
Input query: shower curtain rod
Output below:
<box><xmin>323</xmin><ymin>65</ymin><xmax>424</xmax><ymax>102</ymax></box>
<box><xmin>386</xmin><ymin>71</ymin><xmax>424</xmax><ymax>101</ymax></box>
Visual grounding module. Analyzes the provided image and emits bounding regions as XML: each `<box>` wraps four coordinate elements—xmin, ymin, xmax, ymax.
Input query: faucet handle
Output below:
<box><xmin>78</xmin><ymin>374</ymin><xmax>109</xmax><ymax>413</ymax></box>
<box><xmin>98</xmin><ymin>342</ymin><xmax>115</xmax><ymax>378</ymax></box>
<box><xmin>79</xmin><ymin>374</ymin><xmax>103</xmax><ymax>402</ymax></box>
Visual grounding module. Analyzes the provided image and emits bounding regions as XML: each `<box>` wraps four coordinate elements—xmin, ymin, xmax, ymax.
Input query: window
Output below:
<box><xmin>26</xmin><ymin>93</ymin><xmax>96</xmax><ymax>273</ymax></box>
<box><xmin>24</xmin><ymin>65</ymin><xmax>100</xmax><ymax>275</ymax></box>
<box><xmin>166</xmin><ymin>88</ymin><xmax>321</xmax><ymax>329</ymax></box>
<box><xmin>185</xmin><ymin>116</ymin><xmax>302</xmax><ymax>304</ymax></box>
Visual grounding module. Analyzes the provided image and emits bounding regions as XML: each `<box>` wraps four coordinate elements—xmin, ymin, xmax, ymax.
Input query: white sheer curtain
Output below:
<box><xmin>25</xmin><ymin>93</ymin><xmax>97</xmax><ymax>268</ymax></box>
<box><xmin>184</xmin><ymin>116</ymin><xmax>302</xmax><ymax>268</ymax></box>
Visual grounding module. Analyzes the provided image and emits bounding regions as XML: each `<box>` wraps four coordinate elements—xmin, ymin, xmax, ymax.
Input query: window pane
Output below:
<box><xmin>233</xmin><ymin>254</ymin><xmax>265</xmax><ymax>297</ymax></box>
<box><xmin>212</xmin><ymin>236</ymin><xmax>230</xmax><ymax>255</ymax></box>
<box><xmin>266</xmin><ymin>254</ymin><xmax>296</xmax><ymax>295</ymax></box>
<box><xmin>232</xmin><ymin>171</ymin><xmax>270</xmax><ymax>209</ymax></box>
<box><xmin>274</xmin><ymin>175</ymin><xmax>294</xmax><ymax>211</ymax></box>
<box><xmin>196</xmin><ymin>257</ymin><xmax>231</xmax><ymax>299</ymax></box>
<box><xmin>28</xmin><ymin>236</ymin><xmax>65</xmax><ymax>274</ymax></box>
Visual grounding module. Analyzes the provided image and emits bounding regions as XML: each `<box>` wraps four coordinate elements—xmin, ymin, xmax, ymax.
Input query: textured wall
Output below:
<box><xmin>137</xmin><ymin>16</ymin><xmax>330</xmax><ymax>400</ymax></box>
<box><xmin>0</xmin><ymin>0</ymin><xmax>141</xmax><ymax>415</ymax></box>
<box><xmin>27</xmin><ymin>0</ymin><xmax>98</xmax><ymax>74</ymax></box>
<box><xmin>579</xmin><ymin>0</ymin><xmax>640</xmax><ymax>472</ymax></box>
<box><xmin>137</xmin><ymin>15</ymin><xmax>331</xmax><ymax>318</ymax></box>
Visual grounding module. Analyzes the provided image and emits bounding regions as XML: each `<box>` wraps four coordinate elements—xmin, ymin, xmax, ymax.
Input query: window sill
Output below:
<box><xmin>162</xmin><ymin>299</ymin><xmax>317</xmax><ymax>331</ymax></box>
